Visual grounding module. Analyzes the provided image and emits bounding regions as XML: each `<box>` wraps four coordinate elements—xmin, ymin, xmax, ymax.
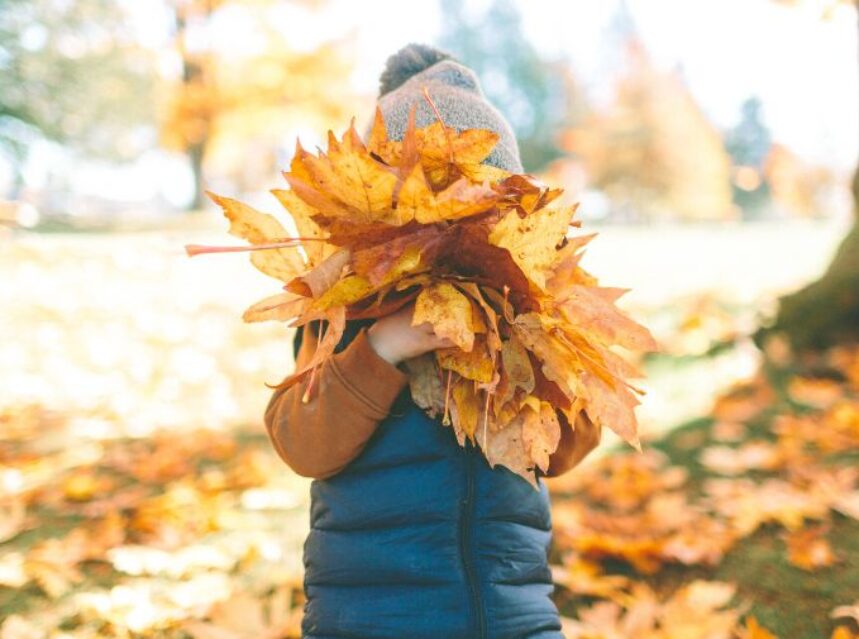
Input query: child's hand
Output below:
<box><xmin>367</xmin><ymin>302</ymin><xmax>455</xmax><ymax>364</ymax></box>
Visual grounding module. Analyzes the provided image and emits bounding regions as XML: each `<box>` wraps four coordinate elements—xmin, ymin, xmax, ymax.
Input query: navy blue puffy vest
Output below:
<box><xmin>295</xmin><ymin>320</ymin><xmax>563</xmax><ymax>639</ymax></box>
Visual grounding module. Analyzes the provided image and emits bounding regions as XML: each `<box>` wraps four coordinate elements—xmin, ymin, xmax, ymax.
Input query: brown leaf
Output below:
<box><xmin>475</xmin><ymin>410</ymin><xmax>538</xmax><ymax>488</ymax></box>
<box><xmin>520</xmin><ymin>398</ymin><xmax>561</xmax><ymax>473</ymax></box>
<box><xmin>403</xmin><ymin>353</ymin><xmax>446</xmax><ymax>418</ymax></box>
<box><xmin>273</xmin><ymin>306</ymin><xmax>346</xmax><ymax>390</ymax></box>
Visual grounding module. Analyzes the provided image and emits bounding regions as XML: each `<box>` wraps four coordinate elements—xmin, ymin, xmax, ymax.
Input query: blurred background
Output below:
<box><xmin>3</xmin><ymin>0</ymin><xmax>856</xmax><ymax>434</ymax></box>
<box><xmin>2</xmin><ymin>1</ymin><xmax>859</xmax><ymax>637</ymax></box>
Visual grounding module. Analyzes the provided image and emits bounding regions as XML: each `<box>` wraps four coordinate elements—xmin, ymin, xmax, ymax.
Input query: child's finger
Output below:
<box><xmin>431</xmin><ymin>335</ymin><xmax>456</xmax><ymax>349</ymax></box>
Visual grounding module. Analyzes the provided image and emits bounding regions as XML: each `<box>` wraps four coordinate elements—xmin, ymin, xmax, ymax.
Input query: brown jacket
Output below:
<box><xmin>264</xmin><ymin>326</ymin><xmax>602</xmax><ymax>480</ymax></box>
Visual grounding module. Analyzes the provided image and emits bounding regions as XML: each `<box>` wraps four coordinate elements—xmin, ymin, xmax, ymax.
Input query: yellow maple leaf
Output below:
<box><xmin>270</xmin><ymin>187</ymin><xmax>337</xmax><ymax>267</ymax></box>
<box><xmin>437</xmin><ymin>338</ymin><xmax>495</xmax><ymax>383</ymax></box>
<box><xmin>451</xmin><ymin>376</ymin><xmax>483</xmax><ymax>442</ymax></box>
<box><xmin>412</xmin><ymin>282</ymin><xmax>476</xmax><ymax>352</ymax></box>
<box><xmin>415</xmin><ymin>120</ymin><xmax>508</xmax><ymax>188</ymax></box>
<box><xmin>208</xmin><ymin>193</ymin><xmax>305</xmax><ymax>283</ymax></box>
<box><xmin>489</xmin><ymin>204</ymin><xmax>579</xmax><ymax>290</ymax></box>
<box><xmin>295</xmin><ymin>124</ymin><xmax>399</xmax><ymax>222</ymax></box>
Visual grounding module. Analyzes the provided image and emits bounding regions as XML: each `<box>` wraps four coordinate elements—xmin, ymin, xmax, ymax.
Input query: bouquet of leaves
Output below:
<box><xmin>187</xmin><ymin>100</ymin><xmax>657</xmax><ymax>486</ymax></box>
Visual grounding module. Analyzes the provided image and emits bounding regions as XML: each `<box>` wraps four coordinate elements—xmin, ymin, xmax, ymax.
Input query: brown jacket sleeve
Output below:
<box><xmin>264</xmin><ymin>325</ymin><xmax>602</xmax><ymax>480</ymax></box>
<box><xmin>263</xmin><ymin>326</ymin><xmax>410</xmax><ymax>479</ymax></box>
<box><xmin>545</xmin><ymin>411</ymin><xmax>602</xmax><ymax>477</ymax></box>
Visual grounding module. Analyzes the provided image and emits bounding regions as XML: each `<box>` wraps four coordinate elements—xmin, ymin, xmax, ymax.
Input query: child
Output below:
<box><xmin>264</xmin><ymin>43</ymin><xmax>602</xmax><ymax>639</ymax></box>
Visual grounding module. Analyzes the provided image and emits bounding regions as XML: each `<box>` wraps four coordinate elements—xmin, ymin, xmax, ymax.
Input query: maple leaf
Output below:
<box><xmin>271</xmin><ymin>187</ymin><xmax>337</xmax><ymax>268</ymax></box>
<box><xmin>368</xmin><ymin>104</ymin><xmax>510</xmax><ymax>189</ymax></box>
<box><xmin>450</xmin><ymin>376</ymin><xmax>482</xmax><ymax>443</ymax></box>
<box><xmin>350</xmin><ymin>229</ymin><xmax>436</xmax><ymax>286</ymax></box>
<box><xmin>489</xmin><ymin>203</ymin><xmax>578</xmax><ymax>290</ymax></box>
<box><xmin>208</xmin><ymin>193</ymin><xmax>305</xmax><ymax>283</ymax></box>
<box><xmin>520</xmin><ymin>397</ymin><xmax>561</xmax><ymax>473</ymax></box>
<box><xmin>242</xmin><ymin>292</ymin><xmax>306</xmax><ymax>324</ymax></box>
<box><xmin>558</xmin><ymin>285</ymin><xmax>658</xmax><ymax>352</ymax></box>
<box><xmin>274</xmin><ymin>306</ymin><xmax>346</xmax><ymax>391</ymax></box>
<box><xmin>290</xmin><ymin>123</ymin><xmax>399</xmax><ymax>223</ymax></box>
<box><xmin>437</xmin><ymin>339</ymin><xmax>495</xmax><ymax>383</ymax></box>
<box><xmin>563</xmin><ymin>580</ymin><xmax>740</xmax><ymax>639</ymax></box>
<box><xmin>402</xmin><ymin>353</ymin><xmax>446</xmax><ymax>419</ymax></box>
<box><xmin>495</xmin><ymin>336</ymin><xmax>536</xmax><ymax>411</ymax></box>
<box><xmin>398</xmin><ymin>168</ymin><xmax>499</xmax><ymax>224</ymax></box>
<box><xmin>475</xmin><ymin>409</ymin><xmax>539</xmax><ymax>488</ymax></box>
<box><xmin>415</xmin><ymin>120</ymin><xmax>508</xmax><ymax>188</ymax></box>
<box><xmin>412</xmin><ymin>282</ymin><xmax>476</xmax><ymax>352</ymax></box>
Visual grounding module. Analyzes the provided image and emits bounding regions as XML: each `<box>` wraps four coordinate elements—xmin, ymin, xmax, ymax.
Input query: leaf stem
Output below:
<box><xmin>421</xmin><ymin>86</ymin><xmax>455</xmax><ymax>184</ymax></box>
<box><xmin>442</xmin><ymin>368</ymin><xmax>453</xmax><ymax>426</ymax></box>
<box><xmin>185</xmin><ymin>237</ymin><xmax>327</xmax><ymax>257</ymax></box>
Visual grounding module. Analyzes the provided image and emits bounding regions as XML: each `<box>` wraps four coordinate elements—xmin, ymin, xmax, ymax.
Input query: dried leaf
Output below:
<box><xmin>489</xmin><ymin>204</ymin><xmax>578</xmax><ymax>290</ymax></box>
<box><xmin>520</xmin><ymin>398</ymin><xmax>561</xmax><ymax>473</ymax></box>
<box><xmin>242</xmin><ymin>292</ymin><xmax>306</xmax><ymax>323</ymax></box>
<box><xmin>208</xmin><ymin>193</ymin><xmax>304</xmax><ymax>282</ymax></box>
<box><xmin>413</xmin><ymin>282</ymin><xmax>475</xmax><ymax>352</ymax></box>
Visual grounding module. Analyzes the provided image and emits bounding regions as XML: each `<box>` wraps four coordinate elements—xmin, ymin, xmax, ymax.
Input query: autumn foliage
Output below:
<box><xmin>188</xmin><ymin>100</ymin><xmax>657</xmax><ymax>485</ymax></box>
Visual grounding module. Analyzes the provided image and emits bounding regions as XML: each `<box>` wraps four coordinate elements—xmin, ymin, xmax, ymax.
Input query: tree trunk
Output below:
<box><xmin>188</xmin><ymin>141</ymin><xmax>206</xmax><ymax>211</ymax></box>
<box><xmin>764</xmin><ymin>216</ymin><xmax>859</xmax><ymax>350</ymax></box>
<box><xmin>759</xmin><ymin>2</ymin><xmax>859</xmax><ymax>351</ymax></box>
<box><xmin>174</xmin><ymin>4</ymin><xmax>210</xmax><ymax>212</ymax></box>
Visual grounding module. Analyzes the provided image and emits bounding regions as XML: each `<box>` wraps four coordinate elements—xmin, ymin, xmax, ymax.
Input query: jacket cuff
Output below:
<box><xmin>328</xmin><ymin>327</ymin><xmax>410</xmax><ymax>419</ymax></box>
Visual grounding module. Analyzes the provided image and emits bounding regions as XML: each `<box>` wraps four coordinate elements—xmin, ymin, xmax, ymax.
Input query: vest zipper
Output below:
<box><xmin>459</xmin><ymin>446</ymin><xmax>487</xmax><ymax>639</ymax></box>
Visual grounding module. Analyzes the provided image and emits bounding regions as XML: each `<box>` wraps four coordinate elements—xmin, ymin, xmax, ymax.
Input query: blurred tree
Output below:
<box><xmin>567</xmin><ymin>41</ymin><xmax>733</xmax><ymax>222</ymax></box>
<box><xmin>761</xmin><ymin>0</ymin><xmax>859</xmax><ymax>349</ymax></box>
<box><xmin>437</xmin><ymin>0</ymin><xmax>584</xmax><ymax>172</ymax></box>
<box><xmin>725</xmin><ymin>97</ymin><xmax>772</xmax><ymax>217</ymax></box>
<box><xmin>0</xmin><ymin>0</ymin><xmax>155</xmax><ymax>197</ymax></box>
<box><xmin>765</xmin><ymin>143</ymin><xmax>837</xmax><ymax>218</ymax></box>
<box><xmin>160</xmin><ymin>0</ymin><xmax>353</xmax><ymax>210</ymax></box>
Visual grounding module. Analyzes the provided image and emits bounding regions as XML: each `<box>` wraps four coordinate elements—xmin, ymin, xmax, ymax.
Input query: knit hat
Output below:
<box><xmin>364</xmin><ymin>43</ymin><xmax>523</xmax><ymax>174</ymax></box>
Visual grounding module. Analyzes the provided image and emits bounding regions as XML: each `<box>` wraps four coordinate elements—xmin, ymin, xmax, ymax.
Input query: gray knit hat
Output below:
<box><xmin>364</xmin><ymin>43</ymin><xmax>523</xmax><ymax>174</ymax></box>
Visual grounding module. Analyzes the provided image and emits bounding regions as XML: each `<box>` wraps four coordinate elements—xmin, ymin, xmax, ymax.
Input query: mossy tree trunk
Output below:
<box><xmin>767</xmin><ymin>212</ymin><xmax>859</xmax><ymax>350</ymax></box>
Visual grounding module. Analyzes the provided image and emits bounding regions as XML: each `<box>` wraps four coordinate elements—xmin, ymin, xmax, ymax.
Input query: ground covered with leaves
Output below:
<box><xmin>2</xmin><ymin>230</ymin><xmax>856</xmax><ymax>638</ymax></box>
<box><xmin>549</xmin><ymin>342</ymin><xmax>859</xmax><ymax>639</ymax></box>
